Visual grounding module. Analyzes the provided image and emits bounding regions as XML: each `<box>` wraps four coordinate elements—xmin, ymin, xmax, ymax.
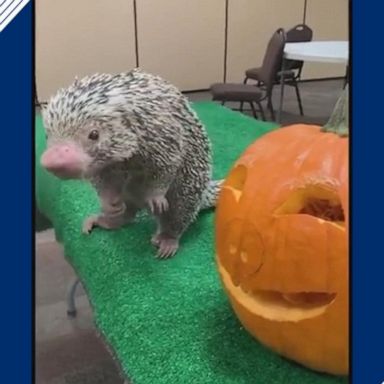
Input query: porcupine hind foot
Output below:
<box><xmin>151</xmin><ymin>232</ymin><xmax>179</xmax><ymax>259</ymax></box>
<box><xmin>151</xmin><ymin>186</ymin><xmax>204</xmax><ymax>258</ymax></box>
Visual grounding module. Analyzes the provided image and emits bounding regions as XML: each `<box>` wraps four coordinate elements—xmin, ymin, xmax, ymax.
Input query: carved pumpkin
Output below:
<box><xmin>215</xmin><ymin>88</ymin><xmax>349</xmax><ymax>375</ymax></box>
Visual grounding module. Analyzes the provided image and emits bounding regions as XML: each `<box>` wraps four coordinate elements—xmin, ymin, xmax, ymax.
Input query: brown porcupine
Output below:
<box><xmin>40</xmin><ymin>68</ymin><xmax>222</xmax><ymax>258</ymax></box>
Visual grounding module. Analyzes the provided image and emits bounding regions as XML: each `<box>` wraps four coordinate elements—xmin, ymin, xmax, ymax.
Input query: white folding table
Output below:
<box><xmin>277</xmin><ymin>41</ymin><xmax>349</xmax><ymax>123</ymax></box>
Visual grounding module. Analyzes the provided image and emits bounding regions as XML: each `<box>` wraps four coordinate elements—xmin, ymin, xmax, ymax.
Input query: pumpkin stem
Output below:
<box><xmin>322</xmin><ymin>84</ymin><xmax>349</xmax><ymax>137</ymax></box>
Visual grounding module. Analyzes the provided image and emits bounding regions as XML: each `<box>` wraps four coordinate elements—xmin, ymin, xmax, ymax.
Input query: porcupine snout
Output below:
<box><xmin>41</xmin><ymin>142</ymin><xmax>91</xmax><ymax>180</ymax></box>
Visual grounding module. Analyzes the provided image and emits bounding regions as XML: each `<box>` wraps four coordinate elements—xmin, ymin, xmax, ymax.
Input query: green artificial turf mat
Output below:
<box><xmin>35</xmin><ymin>101</ymin><xmax>348</xmax><ymax>384</ymax></box>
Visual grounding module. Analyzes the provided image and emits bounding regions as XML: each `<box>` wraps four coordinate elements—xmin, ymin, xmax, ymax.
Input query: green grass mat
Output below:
<box><xmin>35</xmin><ymin>101</ymin><xmax>347</xmax><ymax>384</ymax></box>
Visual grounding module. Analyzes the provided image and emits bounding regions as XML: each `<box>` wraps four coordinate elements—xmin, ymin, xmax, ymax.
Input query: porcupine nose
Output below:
<box><xmin>40</xmin><ymin>143</ymin><xmax>85</xmax><ymax>179</ymax></box>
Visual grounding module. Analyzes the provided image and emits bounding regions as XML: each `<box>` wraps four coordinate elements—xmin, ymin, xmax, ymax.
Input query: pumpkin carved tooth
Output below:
<box><xmin>215</xmin><ymin>87</ymin><xmax>349</xmax><ymax>376</ymax></box>
<box><xmin>225</xmin><ymin>187</ymin><xmax>242</xmax><ymax>202</ymax></box>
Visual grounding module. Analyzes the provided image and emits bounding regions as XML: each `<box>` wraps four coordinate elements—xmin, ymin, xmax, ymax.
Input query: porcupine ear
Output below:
<box><xmin>39</xmin><ymin>104</ymin><xmax>50</xmax><ymax>141</ymax></box>
<box><xmin>40</xmin><ymin>103</ymin><xmax>48</xmax><ymax>123</ymax></box>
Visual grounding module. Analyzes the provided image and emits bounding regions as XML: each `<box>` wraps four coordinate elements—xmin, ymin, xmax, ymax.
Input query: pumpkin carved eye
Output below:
<box><xmin>225</xmin><ymin>165</ymin><xmax>247</xmax><ymax>199</ymax></box>
<box><xmin>274</xmin><ymin>185</ymin><xmax>345</xmax><ymax>228</ymax></box>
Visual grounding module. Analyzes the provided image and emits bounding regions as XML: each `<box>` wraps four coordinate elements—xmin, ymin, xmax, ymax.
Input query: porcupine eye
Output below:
<box><xmin>88</xmin><ymin>130</ymin><xmax>99</xmax><ymax>141</ymax></box>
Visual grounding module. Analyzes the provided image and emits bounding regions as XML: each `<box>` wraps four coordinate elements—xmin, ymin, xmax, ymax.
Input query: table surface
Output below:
<box><xmin>284</xmin><ymin>40</ymin><xmax>349</xmax><ymax>64</ymax></box>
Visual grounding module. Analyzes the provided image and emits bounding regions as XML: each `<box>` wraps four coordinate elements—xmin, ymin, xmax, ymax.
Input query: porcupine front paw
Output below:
<box><xmin>82</xmin><ymin>201</ymin><xmax>139</xmax><ymax>234</ymax></box>
<box><xmin>82</xmin><ymin>214</ymin><xmax>129</xmax><ymax>234</ymax></box>
<box><xmin>82</xmin><ymin>215</ymin><xmax>99</xmax><ymax>234</ymax></box>
<box><xmin>146</xmin><ymin>195</ymin><xmax>169</xmax><ymax>214</ymax></box>
<box><xmin>151</xmin><ymin>233</ymin><xmax>179</xmax><ymax>259</ymax></box>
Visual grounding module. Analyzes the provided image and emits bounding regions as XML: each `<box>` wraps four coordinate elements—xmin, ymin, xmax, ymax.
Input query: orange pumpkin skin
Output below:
<box><xmin>215</xmin><ymin>124</ymin><xmax>349</xmax><ymax>375</ymax></box>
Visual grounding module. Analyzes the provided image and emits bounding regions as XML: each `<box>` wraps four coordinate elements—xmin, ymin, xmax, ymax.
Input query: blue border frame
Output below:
<box><xmin>0</xmin><ymin>2</ymin><xmax>32</xmax><ymax>382</ymax></box>
<box><xmin>351</xmin><ymin>0</ymin><xmax>384</xmax><ymax>383</ymax></box>
<box><xmin>1</xmin><ymin>0</ymin><xmax>384</xmax><ymax>382</ymax></box>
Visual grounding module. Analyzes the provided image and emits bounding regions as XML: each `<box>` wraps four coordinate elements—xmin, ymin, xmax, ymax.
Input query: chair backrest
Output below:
<box><xmin>285</xmin><ymin>24</ymin><xmax>313</xmax><ymax>71</ymax></box>
<box><xmin>286</xmin><ymin>24</ymin><xmax>313</xmax><ymax>42</ymax></box>
<box><xmin>258</xmin><ymin>28</ymin><xmax>286</xmax><ymax>95</ymax></box>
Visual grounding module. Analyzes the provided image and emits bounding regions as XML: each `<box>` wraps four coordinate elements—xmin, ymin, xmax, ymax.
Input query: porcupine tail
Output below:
<box><xmin>200</xmin><ymin>179</ymin><xmax>224</xmax><ymax>210</ymax></box>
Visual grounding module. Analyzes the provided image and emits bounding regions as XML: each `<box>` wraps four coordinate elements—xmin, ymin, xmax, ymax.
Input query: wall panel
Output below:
<box><xmin>226</xmin><ymin>0</ymin><xmax>305</xmax><ymax>83</ymax></box>
<box><xmin>136</xmin><ymin>0</ymin><xmax>226</xmax><ymax>91</ymax></box>
<box><xmin>301</xmin><ymin>0</ymin><xmax>349</xmax><ymax>79</ymax></box>
<box><xmin>36</xmin><ymin>0</ymin><xmax>137</xmax><ymax>101</ymax></box>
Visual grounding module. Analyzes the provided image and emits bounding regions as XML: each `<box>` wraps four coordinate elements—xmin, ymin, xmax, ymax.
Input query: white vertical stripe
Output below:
<box><xmin>0</xmin><ymin>0</ymin><xmax>30</xmax><ymax>32</ymax></box>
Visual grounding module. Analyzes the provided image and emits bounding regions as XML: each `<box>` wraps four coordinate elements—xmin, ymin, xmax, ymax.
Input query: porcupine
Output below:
<box><xmin>40</xmin><ymin>68</ymin><xmax>222</xmax><ymax>258</ymax></box>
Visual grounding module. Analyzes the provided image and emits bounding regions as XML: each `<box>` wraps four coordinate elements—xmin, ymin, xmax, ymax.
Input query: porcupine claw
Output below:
<box><xmin>157</xmin><ymin>238</ymin><xmax>179</xmax><ymax>259</ymax></box>
<box><xmin>146</xmin><ymin>195</ymin><xmax>169</xmax><ymax>214</ymax></box>
<box><xmin>151</xmin><ymin>233</ymin><xmax>179</xmax><ymax>259</ymax></box>
<box><xmin>82</xmin><ymin>215</ymin><xmax>98</xmax><ymax>234</ymax></box>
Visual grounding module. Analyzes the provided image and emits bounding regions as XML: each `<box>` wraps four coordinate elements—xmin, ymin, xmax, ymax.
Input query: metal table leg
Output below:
<box><xmin>67</xmin><ymin>277</ymin><xmax>81</xmax><ymax>317</ymax></box>
<box><xmin>277</xmin><ymin>56</ymin><xmax>286</xmax><ymax>124</ymax></box>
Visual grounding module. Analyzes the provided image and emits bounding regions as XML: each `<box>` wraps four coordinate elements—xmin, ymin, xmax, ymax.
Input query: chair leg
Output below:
<box><xmin>293</xmin><ymin>81</ymin><xmax>304</xmax><ymax>116</ymax></box>
<box><xmin>256</xmin><ymin>102</ymin><xmax>266</xmax><ymax>121</ymax></box>
<box><xmin>268</xmin><ymin>98</ymin><xmax>275</xmax><ymax>121</ymax></box>
<box><xmin>343</xmin><ymin>66</ymin><xmax>349</xmax><ymax>89</ymax></box>
<box><xmin>240</xmin><ymin>101</ymin><xmax>244</xmax><ymax>112</ymax></box>
<box><xmin>221</xmin><ymin>101</ymin><xmax>226</xmax><ymax>106</ymax></box>
<box><xmin>243</xmin><ymin>77</ymin><xmax>248</xmax><ymax>84</ymax></box>
<box><xmin>249</xmin><ymin>102</ymin><xmax>258</xmax><ymax>119</ymax></box>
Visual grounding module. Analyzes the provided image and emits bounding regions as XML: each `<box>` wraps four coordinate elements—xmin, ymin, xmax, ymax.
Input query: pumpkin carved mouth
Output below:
<box><xmin>220</xmin><ymin>266</ymin><xmax>337</xmax><ymax>322</ymax></box>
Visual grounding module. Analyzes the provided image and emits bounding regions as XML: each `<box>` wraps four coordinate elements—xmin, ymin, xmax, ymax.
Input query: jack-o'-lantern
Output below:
<box><xmin>215</xmin><ymin>87</ymin><xmax>349</xmax><ymax>375</ymax></box>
